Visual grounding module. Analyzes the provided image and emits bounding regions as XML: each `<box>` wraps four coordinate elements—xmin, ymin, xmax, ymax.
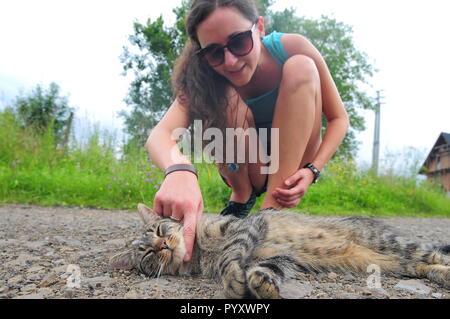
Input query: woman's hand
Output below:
<box><xmin>272</xmin><ymin>168</ymin><xmax>315</xmax><ymax>208</ymax></box>
<box><xmin>153</xmin><ymin>171</ymin><xmax>203</xmax><ymax>262</ymax></box>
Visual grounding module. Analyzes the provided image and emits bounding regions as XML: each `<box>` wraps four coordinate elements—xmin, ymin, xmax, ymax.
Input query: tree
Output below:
<box><xmin>267</xmin><ymin>8</ymin><xmax>375</xmax><ymax>158</ymax></box>
<box><xmin>120</xmin><ymin>0</ymin><xmax>375</xmax><ymax>158</ymax></box>
<box><xmin>13</xmin><ymin>82</ymin><xmax>75</xmax><ymax>146</ymax></box>
<box><xmin>119</xmin><ymin>1</ymin><xmax>189</xmax><ymax>147</ymax></box>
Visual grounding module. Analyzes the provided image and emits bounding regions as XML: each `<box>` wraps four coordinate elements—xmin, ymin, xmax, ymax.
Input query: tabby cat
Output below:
<box><xmin>110</xmin><ymin>204</ymin><xmax>450</xmax><ymax>298</ymax></box>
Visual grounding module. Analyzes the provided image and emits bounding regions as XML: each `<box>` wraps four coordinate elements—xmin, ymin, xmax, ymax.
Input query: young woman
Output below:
<box><xmin>146</xmin><ymin>0</ymin><xmax>349</xmax><ymax>262</ymax></box>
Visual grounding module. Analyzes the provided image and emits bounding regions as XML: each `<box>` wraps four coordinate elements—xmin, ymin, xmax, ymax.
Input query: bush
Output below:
<box><xmin>1</xmin><ymin>109</ymin><xmax>449</xmax><ymax>217</ymax></box>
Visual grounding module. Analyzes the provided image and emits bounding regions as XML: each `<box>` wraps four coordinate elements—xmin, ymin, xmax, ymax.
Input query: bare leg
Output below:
<box><xmin>218</xmin><ymin>91</ymin><xmax>267</xmax><ymax>204</ymax></box>
<box><xmin>260</xmin><ymin>55</ymin><xmax>323</xmax><ymax>209</ymax></box>
<box><xmin>219</xmin><ymin>55</ymin><xmax>322</xmax><ymax>209</ymax></box>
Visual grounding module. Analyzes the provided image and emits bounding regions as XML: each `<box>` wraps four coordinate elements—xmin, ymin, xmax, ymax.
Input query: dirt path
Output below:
<box><xmin>0</xmin><ymin>204</ymin><xmax>449</xmax><ymax>299</ymax></box>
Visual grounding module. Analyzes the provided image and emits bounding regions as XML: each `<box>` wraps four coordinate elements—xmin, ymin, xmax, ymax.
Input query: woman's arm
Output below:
<box><xmin>146</xmin><ymin>99</ymin><xmax>203</xmax><ymax>262</ymax></box>
<box><xmin>146</xmin><ymin>99</ymin><xmax>192</xmax><ymax>169</ymax></box>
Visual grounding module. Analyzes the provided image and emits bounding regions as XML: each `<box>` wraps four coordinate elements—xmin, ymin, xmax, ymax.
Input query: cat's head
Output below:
<box><xmin>109</xmin><ymin>203</ymin><xmax>186</xmax><ymax>277</ymax></box>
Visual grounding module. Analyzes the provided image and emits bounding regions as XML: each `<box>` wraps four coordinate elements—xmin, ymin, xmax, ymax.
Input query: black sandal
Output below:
<box><xmin>220</xmin><ymin>190</ymin><xmax>257</xmax><ymax>218</ymax></box>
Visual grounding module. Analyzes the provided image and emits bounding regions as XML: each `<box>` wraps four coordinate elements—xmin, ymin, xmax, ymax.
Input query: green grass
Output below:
<box><xmin>297</xmin><ymin>161</ymin><xmax>450</xmax><ymax>217</ymax></box>
<box><xmin>1</xmin><ymin>109</ymin><xmax>449</xmax><ymax>217</ymax></box>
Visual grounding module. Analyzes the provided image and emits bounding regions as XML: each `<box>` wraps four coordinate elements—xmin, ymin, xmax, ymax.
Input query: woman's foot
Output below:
<box><xmin>220</xmin><ymin>190</ymin><xmax>257</xmax><ymax>218</ymax></box>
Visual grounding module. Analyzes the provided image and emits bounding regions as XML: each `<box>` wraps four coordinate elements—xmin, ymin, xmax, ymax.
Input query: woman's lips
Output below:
<box><xmin>228</xmin><ymin>64</ymin><xmax>245</xmax><ymax>76</ymax></box>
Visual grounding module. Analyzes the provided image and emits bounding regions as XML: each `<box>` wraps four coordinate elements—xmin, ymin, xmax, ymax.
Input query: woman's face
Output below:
<box><xmin>196</xmin><ymin>6</ymin><xmax>264</xmax><ymax>87</ymax></box>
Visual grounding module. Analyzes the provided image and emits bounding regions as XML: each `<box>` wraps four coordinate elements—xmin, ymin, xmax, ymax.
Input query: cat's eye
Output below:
<box><xmin>156</xmin><ymin>225</ymin><xmax>164</xmax><ymax>237</ymax></box>
<box><xmin>138</xmin><ymin>246</ymin><xmax>146</xmax><ymax>252</ymax></box>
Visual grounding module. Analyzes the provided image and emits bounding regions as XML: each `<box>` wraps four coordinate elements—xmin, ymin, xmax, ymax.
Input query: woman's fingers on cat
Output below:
<box><xmin>161</xmin><ymin>202</ymin><xmax>173</xmax><ymax>218</ymax></box>
<box><xmin>197</xmin><ymin>199</ymin><xmax>204</xmax><ymax>221</ymax></box>
<box><xmin>152</xmin><ymin>195</ymin><xmax>165</xmax><ymax>216</ymax></box>
<box><xmin>170</xmin><ymin>209</ymin><xmax>183</xmax><ymax>222</ymax></box>
<box><xmin>169</xmin><ymin>202</ymin><xmax>185</xmax><ymax>221</ymax></box>
<box><xmin>182</xmin><ymin>209</ymin><xmax>197</xmax><ymax>262</ymax></box>
<box><xmin>153</xmin><ymin>191</ymin><xmax>176</xmax><ymax>218</ymax></box>
<box><xmin>182</xmin><ymin>201</ymin><xmax>203</xmax><ymax>262</ymax></box>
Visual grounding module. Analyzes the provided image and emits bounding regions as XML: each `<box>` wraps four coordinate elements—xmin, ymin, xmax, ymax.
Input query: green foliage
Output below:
<box><xmin>119</xmin><ymin>0</ymin><xmax>189</xmax><ymax>147</ymax></box>
<box><xmin>300</xmin><ymin>159</ymin><xmax>450</xmax><ymax>216</ymax></box>
<box><xmin>11</xmin><ymin>82</ymin><xmax>75</xmax><ymax>146</ymax></box>
<box><xmin>255</xmin><ymin>0</ymin><xmax>274</xmax><ymax>17</ymax></box>
<box><xmin>1</xmin><ymin>108</ymin><xmax>449</xmax><ymax>216</ymax></box>
<box><xmin>120</xmin><ymin>0</ymin><xmax>375</xmax><ymax>159</ymax></box>
<box><xmin>0</xmin><ymin>107</ymin><xmax>58</xmax><ymax>169</ymax></box>
<box><xmin>0</xmin><ymin>109</ymin><xmax>163</xmax><ymax>209</ymax></box>
<box><xmin>268</xmin><ymin>9</ymin><xmax>375</xmax><ymax>158</ymax></box>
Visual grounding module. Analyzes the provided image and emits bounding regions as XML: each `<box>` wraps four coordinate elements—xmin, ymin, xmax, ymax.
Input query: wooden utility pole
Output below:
<box><xmin>63</xmin><ymin>112</ymin><xmax>74</xmax><ymax>150</ymax></box>
<box><xmin>372</xmin><ymin>91</ymin><xmax>384</xmax><ymax>175</ymax></box>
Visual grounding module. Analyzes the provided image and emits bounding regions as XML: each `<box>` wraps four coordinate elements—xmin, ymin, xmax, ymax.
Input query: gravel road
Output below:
<box><xmin>0</xmin><ymin>204</ymin><xmax>449</xmax><ymax>299</ymax></box>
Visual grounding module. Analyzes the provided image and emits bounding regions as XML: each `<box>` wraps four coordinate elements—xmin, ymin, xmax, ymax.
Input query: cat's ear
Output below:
<box><xmin>137</xmin><ymin>203</ymin><xmax>161</xmax><ymax>225</ymax></box>
<box><xmin>109</xmin><ymin>251</ymin><xmax>134</xmax><ymax>270</ymax></box>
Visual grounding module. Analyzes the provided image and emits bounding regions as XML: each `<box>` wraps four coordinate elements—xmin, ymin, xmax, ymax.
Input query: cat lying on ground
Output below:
<box><xmin>110</xmin><ymin>204</ymin><xmax>449</xmax><ymax>298</ymax></box>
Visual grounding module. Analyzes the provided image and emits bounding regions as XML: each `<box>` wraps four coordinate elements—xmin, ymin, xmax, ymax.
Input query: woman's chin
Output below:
<box><xmin>225</xmin><ymin>66</ymin><xmax>252</xmax><ymax>87</ymax></box>
<box><xmin>230</xmin><ymin>79</ymin><xmax>249</xmax><ymax>87</ymax></box>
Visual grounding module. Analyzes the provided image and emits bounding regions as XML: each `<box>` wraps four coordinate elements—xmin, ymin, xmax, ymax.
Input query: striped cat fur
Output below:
<box><xmin>110</xmin><ymin>204</ymin><xmax>450</xmax><ymax>298</ymax></box>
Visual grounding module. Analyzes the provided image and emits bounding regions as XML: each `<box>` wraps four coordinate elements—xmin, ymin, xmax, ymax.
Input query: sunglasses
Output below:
<box><xmin>197</xmin><ymin>24</ymin><xmax>256</xmax><ymax>67</ymax></box>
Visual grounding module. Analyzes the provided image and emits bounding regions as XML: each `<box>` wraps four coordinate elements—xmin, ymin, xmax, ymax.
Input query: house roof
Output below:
<box><xmin>441</xmin><ymin>132</ymin><xmax>450</xmax><ymax>145</ymax></box>
<box><xmin>419</xmin><ymin>132</ymin><xmax>450</xmax><ymax>174</ymax></box>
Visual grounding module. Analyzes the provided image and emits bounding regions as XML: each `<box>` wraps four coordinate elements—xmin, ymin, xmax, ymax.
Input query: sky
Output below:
<box><xmin>1</xmin><ymin>0</ymin><xmax>449</xmax><ymax>168</ymax></box>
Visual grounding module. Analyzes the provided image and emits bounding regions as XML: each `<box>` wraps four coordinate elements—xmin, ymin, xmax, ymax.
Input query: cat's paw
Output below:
<box><xmin>419</xmin><ymin>264</ymin><xmax>450</xmax><ymax>289</ymax></box>
<box><xmin>438</xmin><ymin>245</ymin><xmax>450</xmax><ymax>266</ymax></box>
<box><xmin>222</xmin><ymin>262</ymin><xmax>248</xmax><ymax>298</ymax></box>
<box><xmin>247</xmin><ymin>268</ymin><xmax>280</xmax><ymax>299</ymax></box>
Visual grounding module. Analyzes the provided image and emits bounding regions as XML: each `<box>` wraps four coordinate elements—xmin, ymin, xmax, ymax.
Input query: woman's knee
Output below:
<box><xmin>281</xmin><ymin>55</ymin><xmax>319</xmax><ymax>91</ymax></box>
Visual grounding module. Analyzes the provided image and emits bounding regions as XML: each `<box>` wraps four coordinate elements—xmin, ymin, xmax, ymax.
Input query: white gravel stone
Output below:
<box><xmin>84</xmin><ymin>276</ymin><xmax>116</xmax><ymax>288</ymax></box>
<box><xmin>13</xmin><ymin>293</ymin><xmax>44</xmax><ymax>299</ymax></box>
<box><xmin>279</xmin><ymin>280</ymin><xmax>314</xmax><ymax>299</ymax></box>
<box><xmin>8</xmin><ymin>275</ymin><xmax>24</xmax><ymax>286</ymax></box>
<box><xmin>394</xmin><ymin>280</ymin><xmax>432</xmax><ymax>295</ymax></box>
<box><xmin>327</xmin><ymin>272</ymin><xmax>338</xmax><ymax>280</ymax></box>
<box><xmin>124</xmin><ymin>289</ymin><xmax>139</xmax><ymax>299</ymax></box>
<box><xmin>1</xmin><ymin>204</ymin><xmax>449</xmax><ymax>300</ymax></box>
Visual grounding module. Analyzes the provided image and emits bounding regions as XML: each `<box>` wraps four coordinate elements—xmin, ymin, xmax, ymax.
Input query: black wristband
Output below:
<box><xmin>303</xmin><ymin>163</ymin><xmax>320</xmax><ymax>184</ymax></box>
<box><xmin>164</xmin><ymin>164</ymin><xmax>198</xmax><ymax>179</ymax></box>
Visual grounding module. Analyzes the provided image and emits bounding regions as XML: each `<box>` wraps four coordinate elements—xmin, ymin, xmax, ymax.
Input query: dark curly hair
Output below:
<box><xmin>172</xmin><ymin>0</ymin><xmax>259</xmax><ymax>136</ymax></box>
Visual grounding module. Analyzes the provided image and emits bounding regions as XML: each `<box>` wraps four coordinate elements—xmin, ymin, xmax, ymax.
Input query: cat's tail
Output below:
<box><xmin>340</xmin><ymin>216</ymin><xmax>450</xmax><ymax>287</ymax></box>
<box><xmin>379</xmin><ymin>237</ymin><xmax>450</xmax><ymax>267</ymax></box>
<box><xmin>341</xmin><ymin>216</ymin><xmax>449</xmax><ymax>264</ymax></box>
<box><xmin>384</xmin><ymin>238</ymin><xmax>450</xmax><ymax>287</ymax></box>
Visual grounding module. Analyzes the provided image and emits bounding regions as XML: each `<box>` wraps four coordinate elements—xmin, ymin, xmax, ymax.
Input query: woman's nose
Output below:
<box><xmin>223</xmin><ymin>48</ymin><xmax>238</xmax><ymax>67</ymax></box>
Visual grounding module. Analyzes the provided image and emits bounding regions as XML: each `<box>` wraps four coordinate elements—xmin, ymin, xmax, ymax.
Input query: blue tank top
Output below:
<box><xmin>244</xmin><ymin>31</ymin><xmax>289</xmax><ymax>152</ymax></box>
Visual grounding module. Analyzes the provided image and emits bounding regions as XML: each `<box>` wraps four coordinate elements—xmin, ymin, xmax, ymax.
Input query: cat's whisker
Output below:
<box><xmin>154</xmin><ymin>263</ymin><xmax>166</xmax><ymax>299</ymax></box>
<box><xmin>157</xmin><ymin>263</ymin><xmax>165</xmax><ymax>279</ymax></box>
<box><xmin>118</xmin><ymin>205</ymin><xmax>450</xmax><ymax>299</ymax></box>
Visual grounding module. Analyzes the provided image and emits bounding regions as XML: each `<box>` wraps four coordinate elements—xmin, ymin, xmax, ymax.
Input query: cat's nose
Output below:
<box><xmin>159</xmin><ymin>241</ymin><xmax>168</xmax><ymax>250</ymax></box>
